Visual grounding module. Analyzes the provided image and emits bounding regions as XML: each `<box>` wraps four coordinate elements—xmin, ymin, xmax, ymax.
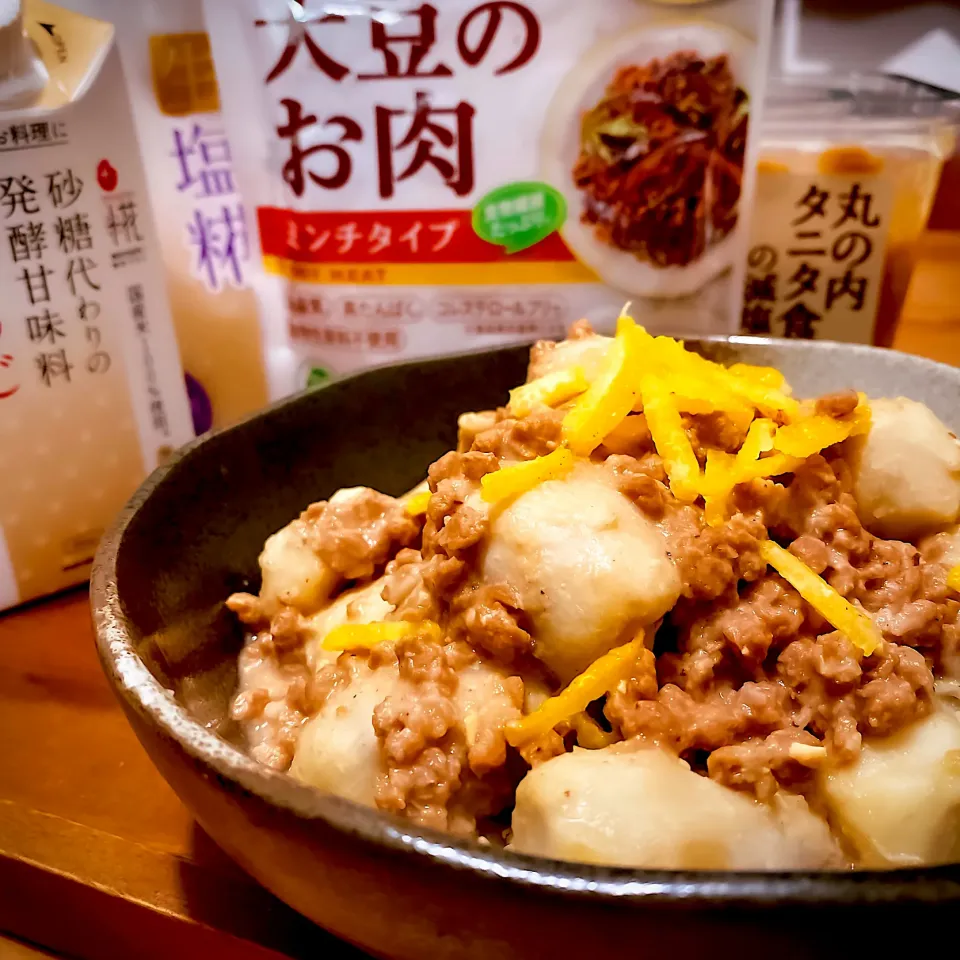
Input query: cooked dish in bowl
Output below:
<box><xmin>226</xmin><ymin>313</ymin><xmax>960</xmax><ymax>872</ymax></box>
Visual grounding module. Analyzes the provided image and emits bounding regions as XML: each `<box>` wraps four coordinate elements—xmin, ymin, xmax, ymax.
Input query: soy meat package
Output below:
<box><xmin>0</xmin><ymin>1</ymin><xmax>193</xmax><ymax>611</ymax></box>
<box><xmin>205</xmin><ymin>0</ymin><xmax>774</xmax><ymax>396</ymax></box>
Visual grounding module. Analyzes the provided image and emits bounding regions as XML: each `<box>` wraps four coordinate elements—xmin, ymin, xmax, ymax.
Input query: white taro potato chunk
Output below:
<box><xmin>849</xmin><ymin>397</ymin><xmax>960</xmax><ymax>541</ymax></box>
<box><xmin>818</xmin><ymin>708</ymin><xmax>960</xmax><ymax>866</ymax></box>
<box><xmin>290</xmin><ymin>655</ymin><xmax>519</xmax><ymax>807</ymax></box>
<box><xmin>919</xmin><ymin>522</ymin><xmax>960</xmax><ymax>569</ymax></box>
<box><xmin>260</xmin><ymin>482</ymin><xmax>416</xmax><ymax>616</ymax></box>
<box><xmin>481</xmin><ymin>472</ymin><xmax>680</xmax><ymax>682</ymax></box>
<box><xmin>259</xmin><ymin>519</ymin><xmax>337</xmax><ymax>615</ymax></box>
<box><xmin>510</xmin><ymin>746</ymin><xmax>842</xmax><ymax>870</ymax></box>
<box><xmin>290</xmin><ymin>658</ymin><xmax>402</xmax><ymax>807</ymax></box>
<box><xmin>528</xmin><ymin>334</ymin><xmax>612</xmax><ymax>383</ymax></box>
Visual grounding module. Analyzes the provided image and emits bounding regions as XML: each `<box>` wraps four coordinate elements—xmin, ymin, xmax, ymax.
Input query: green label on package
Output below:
<box><xmin>306</xmin><ymin>366</ymin><xmax>332</xmax><ymax>388</ymax></box>
<box><xmin>472</xmin><ymin>181</ymin><xmax>567</xmax><ymax>254</ymax></box>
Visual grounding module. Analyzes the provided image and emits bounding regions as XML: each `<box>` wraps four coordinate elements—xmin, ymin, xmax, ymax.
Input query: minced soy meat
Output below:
<box><xmin>227</xmin><ymin>318</ymin><xmax>960</xmax><ymax>869</ymax></box>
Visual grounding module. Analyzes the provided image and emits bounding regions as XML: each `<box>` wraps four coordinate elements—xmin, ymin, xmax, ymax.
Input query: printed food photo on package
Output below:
<box><xmin>204</xmin><ymin>0</ymin><xmax>774</xmax><ymax>398</ymax></box>
<box><xmin>543</xmin><ymin>21</ymin><xmax>755</xmax><ymax>302</ymax></box>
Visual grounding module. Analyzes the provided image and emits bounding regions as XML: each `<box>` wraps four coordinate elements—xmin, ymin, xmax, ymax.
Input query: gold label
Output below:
<box><xmin>150</xmin><ymin>32</ymin><xmax>220</xmax><ymax>117</ymax></box>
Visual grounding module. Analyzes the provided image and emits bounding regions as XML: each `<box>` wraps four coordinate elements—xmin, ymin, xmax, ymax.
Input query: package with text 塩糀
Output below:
<box><xmin>108</xmin><ymin>0</ymin><xmax>270</xmax><ymax>432</ymax></box>
<box><xmin>204</xmin><ymin>0</ymin><xmax>774</xmax><ymax>394</ymax></box>
<box><xmin>0</xmin><ymin>0</ymin><xmax>194</xmax><ymax>612</ymax></box>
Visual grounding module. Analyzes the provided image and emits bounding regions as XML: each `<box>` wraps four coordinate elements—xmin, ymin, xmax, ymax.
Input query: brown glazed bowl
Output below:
<box><xmin>93</xmin><ymin>339</ymin><xmax>960</xmax><ymax>960</ymax></box>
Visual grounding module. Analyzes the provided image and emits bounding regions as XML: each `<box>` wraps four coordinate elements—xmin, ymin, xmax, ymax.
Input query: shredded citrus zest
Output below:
<box><xmin>404</xmin><ymin>490</ymin><xmax>431</xmax><ymax>516</ymax></box>
<box><xmin>509</xmin><ymin>365</ymin><xmax>588</xmax><ymax>418</ymax></box>
<box><xmin>599</xmin><ymin>414</ymin><xmax>649</xmax><ymax>453</ymax></box>
<box><xmin>774</xmin><ymin>398</ymin><xmax>871</xmax><ymax>459</ymax></box>
<box><xmin>948</xmin><ymin>565</ymin><xmax>960</xmax><ymax>593</ymax></box>
<box><xmin>739</xmin><ymin>418</ymin><xmax>777</xmax><ymax>462</ymax></box>
<box><xmin>480</xmin><ymin>446</ymin><xmax>574</xmax><ymax>503</ymax></box>
<box><xmin>640</xmin><ymin>375</ymin><xmax>701</xmax><ymax>502</ymax></box>
<box><xmin>671</xmin><ymin>384</ymin><xmax>755</xmax><ymax>430</ymax></box>
<box><xmin>572</xmin><ymin>712</ymin><xmax>619</xmax><ymax>750</ymax></box>
<box><xmin>322</xmin><ymin>619</ymin><xmax>441</xmax><ymax>651</ymax></box>
<box><xmin>506</xmin><ymin>636</ymin><xmax>651</xmax><ymax>746</ymax></box>
<box><xmin>702</xmin><ymin>449</ymin><xmax>737</xmax><ymax>526</ymax></box>
<box><xmin>774</xmin><ymin>415</ymin><xmax>851</xmax><ymax>459</ymax></box>
<box><xmin>670</xmin><ymin>394</ymin><xmax>717</xmax><ymax>416</ymax></box>
<box><xmin>723</xmin><ymin>373</ymin><xmax>800</xmax><ymax>422</ymax></box>
<box><xmin>634</xmin><ymin>326</ymin><xmax>800</xmax><ymax>421</ymax></box>
<box><xmin>561</xmin><ymin>317</ymin><xmax>641</xmax><ymax>456</ymax></box>
<box><xmin>727</xmin><ymin>362</ymin><xmax>789</xmax><ymax>393</ymax></box>
<box><xmin>759</xmin><ymin>540</ymin><xmax>881</xmax><ymax>655</ymax></box>
<box><xmin>736</xmin><ymin>452</ymin><xmax>806</xmax><ymax>482</ymax></box>
<box><xmin>850</xmin><ymin>396</ymin><xmax>871</xmax><ymax>434</ymax></box>
<box><xmin>629</xmin><ymin>326</ymin><xmax>755</xmax><ymax>423</ymax></box>
<box><xmin>701</xmin><ymin>422</ymin><xmax>782</xmax><ymax>525</ymax></box>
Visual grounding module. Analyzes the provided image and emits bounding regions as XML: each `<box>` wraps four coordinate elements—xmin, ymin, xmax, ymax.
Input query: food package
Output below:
<box><xmin>105</xmin><ymin>0</ymin><xmax>270</xmax><ymax>431</ymax></box>
<box><xmin>742</xmin><ymin>76</ymin><xmax>958</xmax><ymax>345</ymax></box>
<box><xmin>204</xmin><ymin>0</ymin><xmax>774</xmax><ymax>395</ymax></box>
<box><xmin>0</xmin><ymin>0</ymin><xmax>193</xmax><ymax>612</ymax></box>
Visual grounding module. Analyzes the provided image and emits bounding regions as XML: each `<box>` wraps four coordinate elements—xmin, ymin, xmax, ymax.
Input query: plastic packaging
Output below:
<box><xmin>0</xmin><ymin>0</ymin><xmax>193</xmax><ymax>611</ymax></box>
<box><xmin>107</xmin><ymin>0</ymin><xmax>269</xmax><ymax>431</ymax></box>
<box><xmin>742</xmin><ymin>75</ymin><xmax>958</xmax><ymax>345</ymax></box>
<box><xmin>204</xmin><ymin>0</ymin><xmax>774</xmax><ymax>397</ymax></box>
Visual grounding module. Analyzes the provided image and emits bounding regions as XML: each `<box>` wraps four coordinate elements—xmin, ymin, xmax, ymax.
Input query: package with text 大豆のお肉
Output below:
<box><xmin>203</xmin><ymin>0</ymin><xmax>774</xmax><ymax>395</ymax></box>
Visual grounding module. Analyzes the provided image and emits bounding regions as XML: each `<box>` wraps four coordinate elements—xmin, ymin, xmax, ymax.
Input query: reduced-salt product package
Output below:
<box><xmin>106</xmin><ymin>0</ymin><xmax>270</xmax><ymax>431</ymax></box>
<box><xmin>741</xmin><ymin>76</ymin><xmax>957</xmax><ymax>345</ymax></box>
<box><xmin>0</xmin><ymin>0</ymin><xmax>193</xmax><ymax>611</ymax></box>
<box><xmin>205</xmin><ymin>0</ymin><xmax>774</xmax><ymax>396</ymax></box>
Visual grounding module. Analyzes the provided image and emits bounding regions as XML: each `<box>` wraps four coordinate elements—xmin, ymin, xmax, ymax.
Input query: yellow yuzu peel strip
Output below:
<box><xmin>506</xmin><ymin>636</ymin><xmax>651</xmax><ymax>746</ymax></box>
<box><xmin>480</xmin><ymin>447</ymin><xmax>575</xmax><ymax>503</ymax></box>
<box><xmin>404</xmin><ymin>490</ymin><xmax>431</xmax><ymax>516</ymax></box>
<box><xmin>759</xmin><ymin>540</ymin><xmax>881</xmax><ymax>655</ymax></box>
<box><xmin>561</xmin><ymin>317</ymin><xmax>642</xmax><ymax>456</ymax></box>
<box><xmin>509</xmin><ymin>365</ymin><xmax>589</xmax><ymax>418</ymax></box>
<box><xmin>323</xmin><ymin>620</ymin><xmax>441</xmax><ymax>651</ymax></box>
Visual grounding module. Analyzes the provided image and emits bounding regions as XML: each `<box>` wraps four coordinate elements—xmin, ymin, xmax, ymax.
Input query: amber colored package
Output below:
<box><xmin>741</xmin><ymin>76</ymin><xmax>957</xmax><ymax>344</ymax></box>
<box><xmin>204</xmin><ymin>0</ymin><xmax>774</xmax><ymax>396</ymax></box>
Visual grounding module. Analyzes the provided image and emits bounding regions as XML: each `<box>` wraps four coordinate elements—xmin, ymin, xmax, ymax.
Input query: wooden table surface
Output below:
<box><xmin>2</xmin><ymin>233</ymin><xmax>960</xmax><ymax>960</ymax></box>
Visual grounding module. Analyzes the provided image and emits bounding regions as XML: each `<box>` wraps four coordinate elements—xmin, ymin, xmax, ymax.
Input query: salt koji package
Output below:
<box><xmin>0</xmin><ymin>0</ymin><xmax>193</xmax><ymax>611</ymax></box>
<box><xmin>102</xmin><ymin>0</ymin><xmax>270</xmax><ymax>432</ymax></box>
<box><xmin>204</xmin><ymin>0</ymin><xmax>774</xmax><ymax>396</ymax></box>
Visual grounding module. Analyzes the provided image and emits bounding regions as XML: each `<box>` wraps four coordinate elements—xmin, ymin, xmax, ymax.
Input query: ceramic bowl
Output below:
<box><xmin>92</xmin><ymin>338</ymin><xmax>960</xmax><ymax>960</ymax></box>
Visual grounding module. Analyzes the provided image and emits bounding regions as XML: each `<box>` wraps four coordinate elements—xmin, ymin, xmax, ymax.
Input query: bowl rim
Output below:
<box><xmin>91</xmin><ymin>336</ymin><xmax>960</xmax><ymax>908</ymax></box>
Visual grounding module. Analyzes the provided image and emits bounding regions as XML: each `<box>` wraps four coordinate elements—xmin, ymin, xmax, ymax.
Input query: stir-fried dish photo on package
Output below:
<box><xmin>204</xmin><ymin>0</ymin><xmax>773</xmax><ymax>397</ymax></box>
